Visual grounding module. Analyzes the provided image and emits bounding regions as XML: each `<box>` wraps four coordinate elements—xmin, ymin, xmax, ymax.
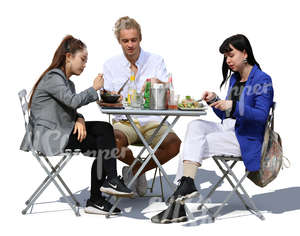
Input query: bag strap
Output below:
<box><xmin>272</xmin><ymin>103</ymin><xmax>291</xmax><ymax>169</ymax></box>
<box><xmin>270</xmin><ymin>102</ymin><xmax>275</xmax><ymax>131</ymax></box>
<box><xmin>282</xmin><ymin>156</ymin><xmax>291</xmax><ymax>169</ymax></box>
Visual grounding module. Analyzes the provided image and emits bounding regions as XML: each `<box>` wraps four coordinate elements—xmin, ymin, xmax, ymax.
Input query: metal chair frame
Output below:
<box><xmin>197</xmin><ymin>155</ymin><xmax>265</xmax><ymax>222</ymax></box>
<box><xmin>18</xmin><ymin>89</ymin><xmax>81</xmax><ymax>216</ymax></box>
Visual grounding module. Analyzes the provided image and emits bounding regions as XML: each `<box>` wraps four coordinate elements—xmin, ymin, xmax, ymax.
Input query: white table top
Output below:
<box><xmin>100</xmin><ymin>107</ymin><xmax>207</xmax><ymax>116</ymax></box>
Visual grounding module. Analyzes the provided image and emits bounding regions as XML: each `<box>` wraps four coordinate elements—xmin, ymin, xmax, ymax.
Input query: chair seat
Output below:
<box><xmin>213</xmin><ymin>155</ymin><xmax>242</xmax><ymax>161</ymax></box>
<box><xmin>38</xmin><ymin>149</ymin><xmax>81</xmax><ymax>157</ymax></box>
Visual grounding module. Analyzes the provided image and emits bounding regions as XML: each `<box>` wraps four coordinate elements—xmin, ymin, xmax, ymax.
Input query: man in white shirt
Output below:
<box><xmin>103</xmin><ymin>16</ymin><xmax>181</xmax><ymax>196</ymax></box>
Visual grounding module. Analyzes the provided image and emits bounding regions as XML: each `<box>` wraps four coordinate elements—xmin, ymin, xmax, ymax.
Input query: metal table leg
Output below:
<box><xmin>106</xmin><ymin>114</ymin><xmax>179</xmax><ymax>217</ymax></box>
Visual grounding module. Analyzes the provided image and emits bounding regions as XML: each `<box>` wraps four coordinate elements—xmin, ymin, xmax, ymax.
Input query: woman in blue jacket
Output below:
<box><xmin>152</xmin><ymin>34</ymin><xmax>274</xmax><ymax>223</ymax></box>
<box><xmin>174</xmin><ymin>33</ymin><xmax>274</xmax><ymax>201</ymax></box>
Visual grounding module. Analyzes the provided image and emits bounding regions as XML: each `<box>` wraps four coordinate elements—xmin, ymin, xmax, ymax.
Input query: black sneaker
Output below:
<box><xmin>171</xmin><ymin>202</ymin><xmax>188</xmax><ymax>223</ymax></box>
<box><xmin>100</xmin><ymin>176</ymin><xmax>134</xmax><ymax>197</ymax></box>
<box><xmin>166</xmin><ymin>176</ymin><xmax>199</xmax><ymax>205</ymax></box>
<box><xmin>151</xmin><ymin>202</ymin><xmax>176</xmax><ymax>224</ymax></box>
<box><xmin>151</xmin><ymin>202</ymin><xmax>188</xmax><ymax>224</ymax></box>
<box><xmin>84</xmin><ymin>198</ymin><xmax>121</xmax><ymax>215</ymax></box>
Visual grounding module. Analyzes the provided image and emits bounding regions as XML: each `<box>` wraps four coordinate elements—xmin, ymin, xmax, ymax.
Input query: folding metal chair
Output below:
<box><xmin>196</xmin><ymin>104</ymin><xmax>277</xmax><ymax>222</ymax></box>
<box><xmin>197</xmin><ymin>155</ymin><xmax>265</xmax><ymax>222</ymax></box>
<box><xmin>18</xmin><ymin>89</ymin><xmax>81</xmax><ymax>216</ymax></box>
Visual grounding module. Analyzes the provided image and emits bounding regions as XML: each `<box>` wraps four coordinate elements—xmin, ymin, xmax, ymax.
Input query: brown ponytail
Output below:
<box><xmin>28</xmin><ymin>35</ymin><xmax>86</xmax><ymax>108</ymax></box>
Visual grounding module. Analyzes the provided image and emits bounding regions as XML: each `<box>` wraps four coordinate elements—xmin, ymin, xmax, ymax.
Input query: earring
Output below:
<box><xmin>243</xmin><ymin>58</ymin><xmax>248</xmax><ymax>64</ymax></box>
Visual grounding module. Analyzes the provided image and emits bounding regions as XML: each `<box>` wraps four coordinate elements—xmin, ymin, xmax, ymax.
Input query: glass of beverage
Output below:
<box><xmin>168</xmin><ymin>94</ymin><xmax>180</xmax><ymax>110</ymax></box>
<box><xmin>132</xmin><ymin>92</ymin><xmax>143</xmax><ymax>109</ymax></box>
<box><xmin>122</xmin><ymin>96</ymin><xmax>128</xmax><ymax>108</ymax></box>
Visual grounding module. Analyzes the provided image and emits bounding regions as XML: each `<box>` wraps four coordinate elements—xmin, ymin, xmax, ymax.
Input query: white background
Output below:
<box><xmin>1</xmin><ymin>0</ymin><xmax>299</xmax><ymax>235</ymax></box>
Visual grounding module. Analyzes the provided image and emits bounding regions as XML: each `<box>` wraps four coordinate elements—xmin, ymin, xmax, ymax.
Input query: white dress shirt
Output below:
<box><xmin>103</xmin><ymin>48</ymin><xmax>168</xmax><ymax>126</ymax></box>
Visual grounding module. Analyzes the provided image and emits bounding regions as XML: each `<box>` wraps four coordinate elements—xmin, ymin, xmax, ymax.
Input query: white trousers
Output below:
<box><xmin>175</xmin><ymin>118</ymin><xmax>241</xmax><ymax>183</ymax></box>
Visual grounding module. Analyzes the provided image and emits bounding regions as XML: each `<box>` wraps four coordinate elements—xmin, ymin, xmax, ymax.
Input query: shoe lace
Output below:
<box><xmin>117</xmin><ymin>175</ymin><xmax>129</xmax><ymax>189</ymax></box>
<box><xmin>117</xmin><ymin>175</ymin><xmax>125</xmax><ymax>184</ymax></box>
<box><xmin>177</xmin><ymin>177</ymin><xmax>185</xmax><ymax>187</ymax></box>
<box><xmin>173</xmin><ymin>177</ymin><xmax>186</xmax><ymax>195</ymax></box>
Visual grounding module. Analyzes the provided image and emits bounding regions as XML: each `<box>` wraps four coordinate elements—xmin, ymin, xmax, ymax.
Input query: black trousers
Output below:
<box><xmin>66</xmin><ymin>121</ymin><xmax>117</xmax><ymax>201</ymax></box>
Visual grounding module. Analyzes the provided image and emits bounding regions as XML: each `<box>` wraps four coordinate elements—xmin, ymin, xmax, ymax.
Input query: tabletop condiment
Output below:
<box><xmin>143</xmin><ymin>78</ymin><xmax>151</xmax><ymax>109</ymax></box>
<box><xmin>167</xmin><ymin>73</ymin><xmax>176</xmax><ymax>109</ymax></box>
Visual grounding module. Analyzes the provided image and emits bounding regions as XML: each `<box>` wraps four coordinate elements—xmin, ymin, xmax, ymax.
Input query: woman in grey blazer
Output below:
<box><xmin>20</xmin><ymin>35</ymin><xmax>133</xmax><ymax>215</ymax></box>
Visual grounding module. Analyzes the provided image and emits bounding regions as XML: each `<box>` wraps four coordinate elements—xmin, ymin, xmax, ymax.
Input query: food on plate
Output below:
<box><xmin>178</xmin><ymin>96</ymin><xmax>204</xmax><ymax>109</ymax></box>
<box><xmin>100</xmin><ymin>90</ymin><xmax>120</xmax><ymax>103</ymax></box>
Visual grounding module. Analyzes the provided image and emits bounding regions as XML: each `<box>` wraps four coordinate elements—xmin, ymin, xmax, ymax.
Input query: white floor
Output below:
<box><xmin>4</xmin><ymin>149</ymin><xmax>299</xmax><ymax>236</ymax></box>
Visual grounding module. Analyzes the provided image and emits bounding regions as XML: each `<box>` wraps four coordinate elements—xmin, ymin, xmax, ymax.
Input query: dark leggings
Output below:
<box><xmin>66</xmin><ymin>121</ymin><xmax>117</xmax><ymax>201</ymax></box>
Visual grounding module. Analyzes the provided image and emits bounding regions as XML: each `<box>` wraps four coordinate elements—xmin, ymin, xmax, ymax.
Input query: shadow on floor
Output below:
<box><xmin>27</xmin><ymin>168</ymin><xmax>300</xmax><ymax>222</ymax></box>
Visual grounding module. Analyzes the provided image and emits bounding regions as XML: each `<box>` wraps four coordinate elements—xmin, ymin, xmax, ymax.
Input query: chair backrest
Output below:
<box><xmin>18</xmin><ymin>89</ymin><xmax>34</xmax><ymax>150</ymax></box>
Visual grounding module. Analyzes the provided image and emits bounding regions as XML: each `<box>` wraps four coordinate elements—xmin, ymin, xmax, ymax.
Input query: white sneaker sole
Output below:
<box><xmin>84</xmin><ymin>206</ymin><xmax>119</xmax><ymax>215</ymax></box>
<box><xmin>100</xmin><ymin>186</ymin><xmax>134</xmax><ymax>198</ymax></box>
<box><xmin>176</xmin><ymin>191</ymin><xmax>200</xmax><ymax>202</ymax></box>
<box><xmin>153</xmin><ymin>216</ymin><xmax>188</xmax><ymax>224</ymax></box>
<box><xmin>159</xmin><ymin>219</ymin><xmax>172</xmax><ymax>224</ymax></box>
<box><xmin>171</xmin><ymin>216</ymin><xmax>188</xmax><ymax>223</ymax></box>
<box><xmin>167</xmin><ymin>191</ymin><xmax>200</xmax><ymax>205</ymax></box>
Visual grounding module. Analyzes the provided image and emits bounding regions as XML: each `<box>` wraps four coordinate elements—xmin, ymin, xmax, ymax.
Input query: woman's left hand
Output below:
<box><xmin>210</xmin><ymin>100</ymin><xmax>233</xmax><ymax>111</ymax></box>
<box><xmin>73</xmin><ymin>118</ymin><xmax>87</xmax><ymax>142</ymax></box>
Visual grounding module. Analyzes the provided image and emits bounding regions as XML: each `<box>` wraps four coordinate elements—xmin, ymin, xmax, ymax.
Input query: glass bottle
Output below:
<box><xmin>127</xmin><ymin>71</ymin><xmax>137</xmax><ymax>107</ymax></box>
<box><xmin>143</xmin><ymin>78</ymin><xmax>151</xmax><ymax>109</ymax></box>
<box><xmin>167</xmin><ymin>73</ymin><xmax>176</xmax><ymax>109</ymax></box>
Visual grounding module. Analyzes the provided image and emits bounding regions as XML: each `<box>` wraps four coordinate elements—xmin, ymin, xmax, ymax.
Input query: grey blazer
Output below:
<box><xmin>20</xmin><ymin>68</ymin><xmax>99</xmax><ymax>156</ymax></box>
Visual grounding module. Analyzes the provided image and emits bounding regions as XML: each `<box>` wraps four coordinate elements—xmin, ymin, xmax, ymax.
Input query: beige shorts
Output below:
<box><xmin>113</xmin><ymin>120</ymin><xmax>175</xmax><ymax>147</ymax></box>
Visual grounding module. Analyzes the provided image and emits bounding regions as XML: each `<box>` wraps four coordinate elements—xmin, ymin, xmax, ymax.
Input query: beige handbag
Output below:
<box><xmin>248</xmin><ymin>103</ymin><xmax>287</xmax><ymax>187</ymax></box>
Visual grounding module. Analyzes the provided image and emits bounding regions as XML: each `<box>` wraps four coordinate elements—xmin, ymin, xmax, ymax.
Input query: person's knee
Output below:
<box><xmin>171</xmin><ymin>135</ymin><xmax>181</xmax><ymax>156</ymax></box>
<box><xmin>187</xmin><ymin>119</ymin><xmax>202</xmax><ymax>131</ymax></box>
<box><xmin>104</xmin><ymin>122</ymin><xmax>114</xmax><ymax>132</ymax></box>
<box><xmin>94</xmin><ymin>121</ymin><xmax>114</xmax><ymax>133</ymax></box>
<box><xmin>114</xmin><ymin>129</ymin><xmax>129</xmax><ymax>147</ymax></box>
<box><xmin>161</xmin><ymin>133</ymin><xmax>181</xmax><ymax>157</ymax></box>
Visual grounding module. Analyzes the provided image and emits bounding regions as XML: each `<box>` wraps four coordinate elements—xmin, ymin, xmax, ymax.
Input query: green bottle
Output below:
<box><xmin>144</xmin><ymin>78</ymin><xmax>151</xmax><ymax>109</ymax></box>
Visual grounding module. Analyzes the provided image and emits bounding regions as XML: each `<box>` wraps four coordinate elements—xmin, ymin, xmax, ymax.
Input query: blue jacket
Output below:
<box><xmin>213</xmin><ymin>65</ymin><xmax>274</xmax><ymax>171</ymax></box>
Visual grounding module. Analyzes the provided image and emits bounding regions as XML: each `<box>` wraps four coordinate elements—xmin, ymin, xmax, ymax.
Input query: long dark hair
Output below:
<box><xmin>28</xmin><ymin>35</ymin><xmax>86</xmax><ymax>108</ymax></box>
<box><xmin>219</xmin><ymin>34</ymin><xmax>260</xmax><ymax>89</ymax></box>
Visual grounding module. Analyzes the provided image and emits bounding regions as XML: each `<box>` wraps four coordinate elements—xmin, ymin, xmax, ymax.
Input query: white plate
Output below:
<box><xmin>177</xmin><ymin>106</ymin><xmax>207</xmax><ymax>111</ymax></box>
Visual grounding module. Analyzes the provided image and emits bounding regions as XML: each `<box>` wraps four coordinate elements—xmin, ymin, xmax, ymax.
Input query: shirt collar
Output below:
<box><xmin>51</xmin><ymin>68</ymin><xmax>67</xmax><ymax>80</ymax></box>
<box><xmin>121</xmin><ymin>47</ymin><xmax>145</xmax><ymax>67</ymax></box>
<box><xmin>136</xmin><ymin>48</ymin><xmax>145</xmax><ymax>66</ymax></box>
